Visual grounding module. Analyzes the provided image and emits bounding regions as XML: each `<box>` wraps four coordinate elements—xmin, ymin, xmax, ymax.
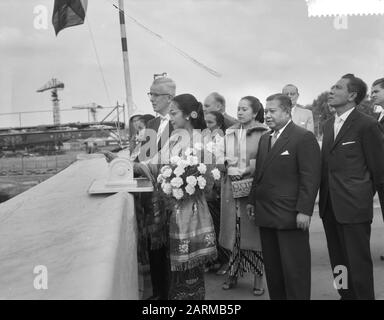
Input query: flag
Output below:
<box><xmin>52</xmin><ymin>0</ymin><xmax>88</xmax><ymax>35</ymax></box>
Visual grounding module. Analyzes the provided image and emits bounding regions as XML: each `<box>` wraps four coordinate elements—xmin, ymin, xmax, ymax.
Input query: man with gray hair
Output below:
<box><xmin>145</xmin><ymin>76</ymin><xmax>176</xmax><ymax>154</ymax></box>
<box><xmin>140</xmin><ymin>75</ymin><xmax>176</xmax><ymax>300</ymax></box>
<box><xmin>203</xmin><ymin>92</ymin><xmax>237</xmax><ymax>130</ymax></box>
<box><xmin>282</xmin><ymin>84</ymin><xmax>314</xmax><ymax>133</ymax></box>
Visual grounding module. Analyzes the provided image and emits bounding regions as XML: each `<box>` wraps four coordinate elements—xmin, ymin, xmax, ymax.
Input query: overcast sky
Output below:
<box><xmin>0</xmin><ymin>0</ymin><xmax>383</xmax><ymax>127</ymax></box>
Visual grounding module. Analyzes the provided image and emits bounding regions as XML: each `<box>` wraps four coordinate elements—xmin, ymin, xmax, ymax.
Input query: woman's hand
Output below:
<box><xmin>227</xmin><ymin>166</ymin><xmax>242</xmax><ymax>176</ymax></box>
<box><xmin>228</xmin><ymin>166</ymin><xmax>244</xmax><ymax>181</ymax></box>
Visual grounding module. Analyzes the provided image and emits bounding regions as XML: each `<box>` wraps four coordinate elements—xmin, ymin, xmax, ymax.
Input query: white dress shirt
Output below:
<box><xmin>156</xmin><ymin>114</ymin><xmax>170</xmax><ymax>143</ymax></box>
<box><xmin>334</xmin><ymin>107</ymin><xmax>355</xmax><ymax>139</ymax></box>
<box><xmin>272</xmin><ymin>119</ymin><xmax>292</xmax><ymax>140</ymax></box>
<box><xmin>379</xmin><ymin>110</ymin><xmax>384</xmax><ymax>122</ymax></box>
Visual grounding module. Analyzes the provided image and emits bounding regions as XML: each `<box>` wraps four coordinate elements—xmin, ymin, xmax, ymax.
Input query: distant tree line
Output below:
<box><xmin>305</xmin><ymin>92</ymin><xmax>376</xmax><ymax>138</ymax></box>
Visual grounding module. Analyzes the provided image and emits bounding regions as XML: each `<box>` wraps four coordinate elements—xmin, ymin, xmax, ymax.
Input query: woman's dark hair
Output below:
<box><xmin>206</xmin><ymin>111</ymin><xmax>225</xmax><ymax>132</ymax></box>
<box><xmin>172</xmin><ymin>94</ymin><xmax>206</xmax><ymax>130</ymax></box>
<box><xmin>127</xmin><ymin>114</ymin><xmax>142</xmax><ymax>153</ymax></box>
<box><xmin>241</xmin><ymin>96</ymin><xmax>264</xmax><ymax>123</ymax></box>
<box><xmin>128</xmin><ymin>114</ymin><xmax>142</xmax><ymax>137</ymax></box>
<box><xmin>138</xmin><ymin>114</ymin><xmax>155</xmax><ymax>127</ymax></box>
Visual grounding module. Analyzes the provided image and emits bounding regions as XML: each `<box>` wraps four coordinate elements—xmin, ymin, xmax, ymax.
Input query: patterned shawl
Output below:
<box><xmin>169</xmin><ymin>196</ymin><xmax>217</xmax><ymax>271</ymax></box>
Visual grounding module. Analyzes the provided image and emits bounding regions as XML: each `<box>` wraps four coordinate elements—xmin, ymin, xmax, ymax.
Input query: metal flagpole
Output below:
<box><xmin>118</xmin><ymin>0</ymin><xmax>134</xmax><ymax>132</ymax></box>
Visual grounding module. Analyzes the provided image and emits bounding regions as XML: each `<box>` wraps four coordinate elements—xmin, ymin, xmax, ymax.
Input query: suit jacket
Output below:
<box><xmin>136</xmin><ymin>116</ymin><xmax>174</xmax><ymax>162</ymax></box>
<box><xmin>292</xmin><ymin>105</ymin><xmax>314</xmax><ymax>133</ymax></box>
<box><xmin>319</xmin><ymin>109</ymin><xmax>384</xmax><ymax>223</ymax></box>
<box><xmin>223</xmin><ymin>113</ymin><xmax>238</xmax><ymax>131</ymax></box>
<box><xmin>248</xmin><ymin>122</ymin><xmax>321</xmax><ymax>229</ymax></box>
<box><xmin>377</xmin><ymin>112</ymin><xmax>384</xmax><ymax>130</ymax></box>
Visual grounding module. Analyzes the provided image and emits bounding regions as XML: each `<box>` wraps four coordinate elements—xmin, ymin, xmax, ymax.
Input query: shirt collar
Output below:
<box><xmin>158</xmin><ymin>114</ymin><xmax>170</xmax><ymax>121</ymax></box>
<box><xmin>271</xmin><ymin>119</ymin><xmax>292</xmax><ymax>136</ymax></box>
<box><xmin>335</xmin><ymin>107</ymin><xmax>355</xmax><ymax>123</ymax></box>
<box><xmin>379</xmin><ymin>110</ymin><xmax>384</xmax><ymax>121</ymax></box>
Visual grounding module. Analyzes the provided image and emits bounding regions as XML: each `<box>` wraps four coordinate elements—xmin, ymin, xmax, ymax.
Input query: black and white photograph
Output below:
<box><xmin>0</xmin><ymin>0</ymin><xmax>384</xmax><ymax>304</ymax></box>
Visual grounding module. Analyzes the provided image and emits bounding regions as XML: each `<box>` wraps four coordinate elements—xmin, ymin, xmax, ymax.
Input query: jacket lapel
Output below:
<box><xmin>322</xmin><ymin>117</ymin><xmax>334</xmax><ymax>154</ymax></box>
<box><xmin>379</xmin><ymin>114</ymin><xmax>384</xmax><ymax>125</ymax></box>
<box><xmin>150</xmin><ymin>117</ymin><xmax>161</xmax><ymax>131</ymax></box>
<box><xmin>255</xmin><ymin>133</ymin><xmax>270</xmax><ymax>182</ymax></box>
<box><xmin>157</xmin><ymin>121</ymin><xmax>173</xmax><ymax>152</ymax></box>
<box><xmin>331</xmin><ymin>109</ymin><xmax>358</xmax><ymax>151</ymax></box>
<box><xmin>259</xmin><ymin>121</ymin><xmax>294</xmax><ymax>178</ymax></box>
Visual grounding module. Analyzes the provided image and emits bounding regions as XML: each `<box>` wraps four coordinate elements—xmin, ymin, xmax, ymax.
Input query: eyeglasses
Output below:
<box><xmin>147</xmin><ymin>92</ymin><xmax>170</xmax><ymax>98</ymax></box>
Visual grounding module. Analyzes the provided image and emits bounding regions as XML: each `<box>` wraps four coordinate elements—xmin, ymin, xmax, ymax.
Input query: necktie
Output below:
<box><xmin>334</xmin><ymin>117</ymin><xmax>343</xmax><ymax>139</ymax></box>
<box><xmin>270</xmin><ymin>130</ymin><xmax>279</xmax><ymax>148</ymax></box>
<box><xmin>157</xmin><ymin>116</ymin><xmax>168</xmax><ymax>143</ymax></box>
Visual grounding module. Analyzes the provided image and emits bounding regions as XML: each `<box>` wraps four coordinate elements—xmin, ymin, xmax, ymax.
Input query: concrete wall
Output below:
<box><xmin>0</xmin><ymin>158</ymin><xmax>138</xmax><ymax>299</ymax></box>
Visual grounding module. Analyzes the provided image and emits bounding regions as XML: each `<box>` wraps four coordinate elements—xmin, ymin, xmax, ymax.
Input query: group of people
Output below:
<box><xmin>105</xmin><ymin>73</ymin><xmax>384</xmax><ymax>300</ymax></box>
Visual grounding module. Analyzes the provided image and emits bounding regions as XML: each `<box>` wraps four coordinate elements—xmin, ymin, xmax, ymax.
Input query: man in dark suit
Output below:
<box><xmin>371</xmin><ymin>77</ymin><xmax>384</xmax><ymax>261</ymax></box>
<box><xmin>203</xmin><ymin>92</ymin><xmax>237</xmax><ymax>130</ymax></box>
<box><xmin>247</xmin><ymin>93</ymin><xmax>321</xmax><ymax>300</ymax></box>
<box><xmin>371</xmin><ymin>77</ymin><xmax>384</xmax><ymax>129</ymax></box>
<box><xmin>371</xmin><ymin>78</ymin><xmax>384</xmax><ymax>128</ymax></box>
<box><xmin>137</xmin><ymin>76</ymin><xmax>175</xmax><ymax>300</ymax></box>
<box><xmin>320</xmin><ymin>74</ymin><xmax>384</xmax><ymax>300</ymax></box>
<box><xmin>138</xmin><ymin>77</ymin><xmax>175</xmax><ymax>162</ymax></box>
<box><xmin>103</xmin><ymin>76</ymin><xmax>176</xmax><ymax>299</ymax></box>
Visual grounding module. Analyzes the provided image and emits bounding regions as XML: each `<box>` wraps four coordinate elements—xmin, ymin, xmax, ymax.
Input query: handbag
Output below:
<box><xmin>231</xmin><ymin>178</ymin><xmax>253</xmax><ymax>199</ymax></box>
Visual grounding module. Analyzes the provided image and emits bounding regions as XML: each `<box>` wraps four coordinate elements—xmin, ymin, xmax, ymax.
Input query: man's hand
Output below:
<box><xmin>99</xmin><ymin>150</ymin><xmax>118</xmax><ymax>163</ymax></box>
<box><xmin>246</xmin><ymin>204</ymin><xmax>255</xmax><ymax>220</ymax></box>
<box><xmin>296</xmin><ymin>213</ymin><xmax>311</xmax><ymax>231</ymax></box>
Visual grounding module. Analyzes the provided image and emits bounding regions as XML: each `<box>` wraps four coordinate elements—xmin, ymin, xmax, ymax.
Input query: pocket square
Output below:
<box><xmin>342</xmin><ymin>141</ymin><xmax>356</xmax><ymax>146</ymax></box>
<box><xmin>280</xmin><ymin>150</ymin><xmax>290</xmax><ymax>155</ymax></box>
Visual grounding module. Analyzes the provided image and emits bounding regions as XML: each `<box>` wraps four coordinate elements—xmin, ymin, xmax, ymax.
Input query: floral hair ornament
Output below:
<box><xmin>190</xmin><ymin>111</ymin><xmax>198</xmax><ymax>119</ymax></box>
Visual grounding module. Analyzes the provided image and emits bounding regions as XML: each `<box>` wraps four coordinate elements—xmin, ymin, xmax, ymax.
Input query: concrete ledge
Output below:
<box><xmin>0</xmin><ymin>158</ymin><xmax>138</xmax><ymax>299</ymax></box>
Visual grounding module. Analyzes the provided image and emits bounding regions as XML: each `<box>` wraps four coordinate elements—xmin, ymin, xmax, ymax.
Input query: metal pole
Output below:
<box><xmin>19</xmin><ymin>113</ymin><xmax>22</xmax><ymax>127</ymax></box>
<box><xmin>122</xmin><ymin>104</ymin><xmax>126</xmax><ymax>130</ymax></box>
<box><xmin>118</xmin><ymin>0</ymin><xmax>134</xmax><ymax>127</ymax></box>
<box><xmin>117</xmin><ymin>102</ymin><xmax>121</xmax><ymax>138</ymax></box>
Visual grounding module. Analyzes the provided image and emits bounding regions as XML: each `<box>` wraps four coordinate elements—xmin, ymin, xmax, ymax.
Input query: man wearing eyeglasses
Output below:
<box><xmin>143</xmin><ymin>77</ymin><xmax>176</xmax><ymax>159</ymax></box>
<box><xmin>141</xmin><ymin>76</ymin><xmax>176</xmax><ymax>300</ymax></box>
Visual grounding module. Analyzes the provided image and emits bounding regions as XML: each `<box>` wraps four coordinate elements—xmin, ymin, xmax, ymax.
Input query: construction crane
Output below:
<box><xmin>72</xmin><ymin>103</ymin><xmax>103</xmax><ymax>122</ymax></box>
<box><xmin>37</xmin><ymin>78</ymin><xmax>64</xmax><ymax>125</ymax></box>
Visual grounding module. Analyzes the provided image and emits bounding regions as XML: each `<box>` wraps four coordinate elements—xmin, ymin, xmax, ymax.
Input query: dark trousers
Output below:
<box><xmin>260</xmin><ymin>227</ymin><xmax>311</xmax><ymax>300</ymax></box>
<box><xmin>322</xmin><ymin>198</ymin><xmax>374</xmax><ymax>300</ymax></box>
<box><xmin>148</xmin><ymin>238</ymin><xmax>169</xmax><ymax>299</ymax></box>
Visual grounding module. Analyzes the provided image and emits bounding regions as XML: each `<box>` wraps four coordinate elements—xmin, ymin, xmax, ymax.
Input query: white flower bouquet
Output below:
<box><xmin>157</xmin><ymin>147</ymin><xmax>221</xmax><ymax>203</ymax></box>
